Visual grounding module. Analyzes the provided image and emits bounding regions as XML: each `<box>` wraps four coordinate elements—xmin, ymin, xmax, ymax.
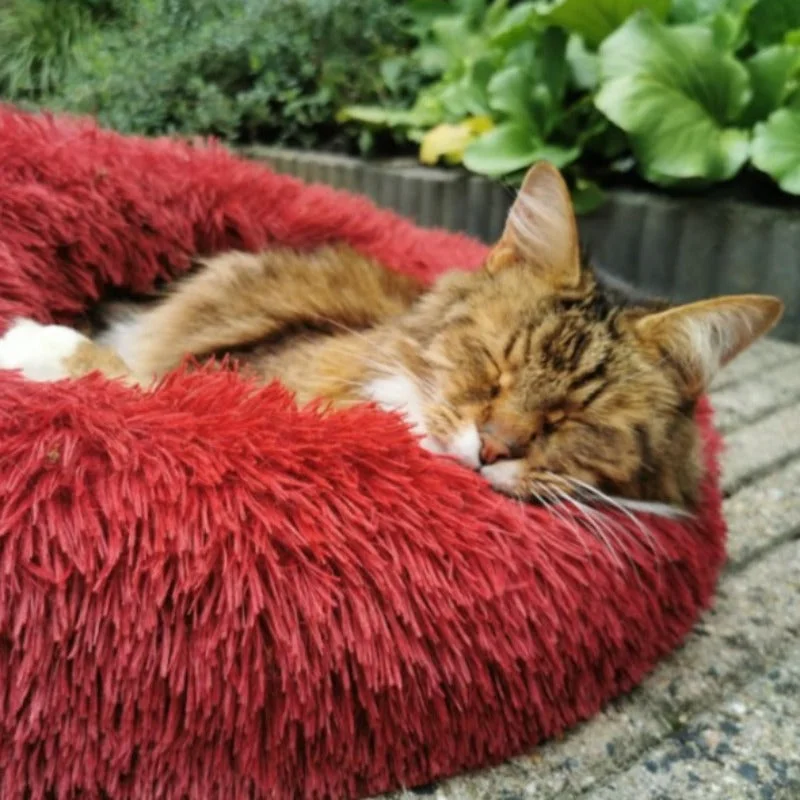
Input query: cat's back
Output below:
<box><xmin>93</xmin><ymin>243</ymin><xmax>425</xmax><ymax>376</ymax></box>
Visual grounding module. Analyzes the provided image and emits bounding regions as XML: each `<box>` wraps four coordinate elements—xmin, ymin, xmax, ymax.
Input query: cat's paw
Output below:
<box><xmin>0</xmin><ymin>318</ymin><xmax>88</xmax><ymax>381</ymax></box>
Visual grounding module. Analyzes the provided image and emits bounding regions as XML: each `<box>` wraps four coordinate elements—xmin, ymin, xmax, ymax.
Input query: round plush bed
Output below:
<box><xmin>0</xmin><ymin>107</ymin><xmax>726</xmax><ymax>800</ymax></box>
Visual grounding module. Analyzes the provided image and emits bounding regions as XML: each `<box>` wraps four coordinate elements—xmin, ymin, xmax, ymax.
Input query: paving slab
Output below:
<box><xmin>710</xmin><ymin>340</ymin><xmax>800</xmax><ymax>392</ymax></box>
<box><xmin>714</xmin><ymin>359</ymin><xmax>800</xmax><ymax>434</ymax></box>
<box><xmin>724</xmin><ymin>458</ymin><xmax>800</xmax><ymax>569</ymax></box>
<box><xmin>381</xmin><ymin>537</ymin><xmax>800</xmax><ymax>800</ymax></box>
<box><xmin>585</xmin><ymin>643</ymin><xmax>800</xmax><ymax>800</ymax></box>
<box><xmin>719</xmin><ymin>403</ymin><xmax>800</xmax><ymax>494</ymax></box>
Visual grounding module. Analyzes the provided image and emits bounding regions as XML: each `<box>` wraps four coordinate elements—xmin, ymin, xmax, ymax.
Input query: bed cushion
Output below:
<box><xmin>0</xmin><ymin>107</ymin><xmax>726</xmax><ymax>800</ymax></box>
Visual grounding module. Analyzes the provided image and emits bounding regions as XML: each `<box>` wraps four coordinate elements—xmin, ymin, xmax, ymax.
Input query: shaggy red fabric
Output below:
<box><xmin>0</xmin><ymin>107</ymin><xmax>727</xmax><ymax>800</ymax></box>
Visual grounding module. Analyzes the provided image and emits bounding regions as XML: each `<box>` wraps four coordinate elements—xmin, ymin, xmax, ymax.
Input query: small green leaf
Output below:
<box><xmin>596</xmin><ymin>13</ymin><xmax>751</xmax><ymax>184</ymax></box>
<box><xmin>537</xmin><ymin>0</ymin><xmax>670</xmax><ymax>49</ymax></box>
<box><xmin>748</xmin><ymin>0</ymin><xmax>800</xmax><ymax>47</ymax></box>
<box><xmin>751</xmin><ymin>108</ymin><xmax>800</xmax><ymax>194</ymax></box>
<box><xmin>487</xmin><ymin>65</ymin><xmax>536</xmax><ymax>128</ymax></box>
<box><xmin>571</xmin><ymin>178</ymin><xmax>606</xmax><ymax>213</ymax></box>
<box><xmin>566</xmin><ymin>34</ymin><xmax>599</xmax><ymax>90</ymax></box>
<box><xmin>379</xmin><ymin>58</ymin><xmax>405</xmax><ymax>93</ymax></box>
<box><xmin>408</xmin><ymin>0</ymin><xmax>458</xmax><ymax>30</ymax></box>
<box><xmin>531</xmin><ymin>143</ymin><xmax>582</xmax><ymax>167</ymax></box>
<box><xmin>742</xmin><ymin>45</ymin><xmax>800</xmax><ymax>126</ymax></box>
<box><xmin>439</xmin><ymin>77</ymin><xmax>489</xmax><ymax>118</ymax></box>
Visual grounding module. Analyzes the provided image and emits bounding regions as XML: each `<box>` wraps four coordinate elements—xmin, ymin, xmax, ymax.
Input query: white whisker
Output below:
<box><xmin>535</xmin><ymin>482</ymin><xmax>593</xmax><ymax>564</ymax></box>
<box><xmin>548</xmin><ymin>483</ymin><xmax>628</xmax><ymax>571</ymax></box>
<box><xmin>558</xmin><ymin>474</ymin><xmax>666</xmax><ymax>562</ymax></box>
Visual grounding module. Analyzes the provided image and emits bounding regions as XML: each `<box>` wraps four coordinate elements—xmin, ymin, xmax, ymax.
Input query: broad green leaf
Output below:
<box><xmin>431</xmin><ymin>16</ymin><xmax>484</xmax><ymax>70</ymax></box>
<box><xmin>419</xmin><ymin>116</ymin><xmax>494</xmax><ymax>164</ymax></box>
<box><xmin>485</xmin><ymin>0</ymin><xmax>511</xmax><ymax>30</ymax></box>
<box><xmin>538</xmin><ymin>26</ymin><xmax>570</xmax><ymax>105</ymax></box>
<box><xmin>525</xmin><ymin>143</ymin><xmax>582</xmax><ymax>167</ymax></box>
<box><xmin>464</xmin><ymin>0</ymin><xmax>491</xmax><ymax>27</ymax></box>
<box><xmin>536</xmin><ymin>0</ymin><xmax>670</xmax><ymax>49</ymax></box>
<box><xmin>415</xmin><ymin>43</ymin><xmax>452</xmax><ymax>76</ymax></box>
<box><xmin>337</xmin><ymin>105</ymin><xmax>438</xmax><ymax>129</ymax></box>
<box><xmin>668</xmin><ymin>0</ymin><xmax>755</xmax><ymax>51</ymax></box>
<box><xmin>787</xmin><ymin>29</ymin><xmax>800</xmax><ymax>46</ymax></box>
<box><xmin>748</xmin><ymin>0</ymin><xmax>800</xmax><ymax>47</ymax></box>
<box><xmin>529</xmin><ymin>84</ymin><xmax>557</xmax><ymax>137</ymax></box>
<box><xmin>488</xmin><ymin>2</ymin><xmax>539</xmax><ymax>47</ymax></box>
<box><xmin>463</xmin><ymin>122</ymin><xmax>579</xmax><ymax>176</ymax></box>
<box><xmin>438</xmin><ymin>56</ymin><xmax>496</xmax><ymax>118</ymax></box>
<box><xmin>489</xmin><ymin>29</ymin><xmax>569</xmax><ymax>136</ymax></box>
<box><xmin>670</xmin><ymin>0</ymin><xmax>754</xmax><ymax>24</ymax></box>
<box><xmin>566</xmin><ymin>34</ymin><xmax>599</xmax><ymax>90</ymax></box>
<box><xmin>742</xmin><ymin>45</ymin><xmax>800</xmax><ymax>125</ymax></box>
<box><xmin>596</xmin><ymin>13</ymin><xmax>751</xmax><ymax>184</ymax></box>
<box><xmin>488</xmin><ymin>65</ymin><xmax>535</xmax><ymax>124</ymax></box>
<box><xmin>707</xmin><ymin>12</ymin><xmax>747</xmax><ymax>52</ymax></box>
<box><xmin>751</xmin><ymin>108</ymin><xmax>800</xmax><ymax>193</ymax></box>
<box><xmin>463</xmin><ymin>123</ymin><xmax>543</xmax><ymax>175</ymax></box>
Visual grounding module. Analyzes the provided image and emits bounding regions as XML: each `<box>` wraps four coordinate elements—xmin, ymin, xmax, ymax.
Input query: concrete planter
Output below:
<box><xmin>242</xmin><ymin>145</ymin><xmax>800</xmax><ymax>342</ymax></box>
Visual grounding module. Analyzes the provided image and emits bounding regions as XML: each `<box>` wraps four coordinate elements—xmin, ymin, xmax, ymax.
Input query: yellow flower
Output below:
<box><xmin>419</xmin><ymin>116</ymin><xmax>494</xmax><ymax>165</ymax></box>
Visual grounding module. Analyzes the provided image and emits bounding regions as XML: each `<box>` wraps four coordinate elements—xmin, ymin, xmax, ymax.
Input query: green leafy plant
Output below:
<box><xmin>341</xmin><ymin>0</ymin><xmax>616</xmax><ymax>209</ymax></box>
<box><xmin>595</xmin><ymin>4</ymin><xmax>800</xmax><ymax>190</ymax></box>
<box><xmin>537</xmin><ymin>0</ymin><xmax>671</xmax><ymax>47</ymax></box>
<box><xmin>752</xmin><ymin>108</ymin><xmax>800</xmax><ymax>192</ymax></box>
<box><xmin>0</xmin><ymin>0</ymin><xmax>130</xmax><ymax>99</ymax></box>
<box><xmin>44</xmin><ymin>0</ymin><xmax>420</xmax><ymax>152</ymax></box>
<box><xmin>595</xmin><ymin>13</ymin><xmax>752</xmax><ymax>184</ymax></box>
<box><xmin>10</xmin><ymin>0</ymin><xmax>799</xmax><ymax>199</ymax></box>
<box><xmin>343</xmin><ymin>0</ymin><xmax>800</xmax><ymax>198</ymax></box>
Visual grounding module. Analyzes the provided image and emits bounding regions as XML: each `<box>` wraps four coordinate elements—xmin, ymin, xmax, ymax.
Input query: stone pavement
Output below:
<box><xmin>381</xmin><ymin>338</ymin><xmax>800</xmax><ymax>800</ymax></box>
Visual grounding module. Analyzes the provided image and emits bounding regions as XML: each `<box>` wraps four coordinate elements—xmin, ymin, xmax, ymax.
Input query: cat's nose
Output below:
<box><xmin>479</xmin><ymin>434</ymin><xmax>511</xmax><ymax>465</ymax></box>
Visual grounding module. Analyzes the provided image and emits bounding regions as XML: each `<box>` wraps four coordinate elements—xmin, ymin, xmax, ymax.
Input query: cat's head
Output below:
<box><xmin>396</xmin><ymin>163</ymin><xmax>783</xmax><ymax>510</ymax></box>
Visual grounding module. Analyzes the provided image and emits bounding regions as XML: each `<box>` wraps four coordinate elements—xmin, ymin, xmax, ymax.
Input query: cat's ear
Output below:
<box><xmin>635</xmin><ymin>295</ymin><xmax>784</xmax><ymax>397</ymax></box>
<box><xmin>485</xmin><ymin>162</ymin><xmax>581</xmax><ymax>289</ymax></box>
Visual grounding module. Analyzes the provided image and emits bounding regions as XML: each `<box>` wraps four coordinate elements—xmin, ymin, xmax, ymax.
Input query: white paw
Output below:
<box><xmin>0</xmin><ymin>318</ymin><xmax>88</xmax><ymax>381</ymax></box>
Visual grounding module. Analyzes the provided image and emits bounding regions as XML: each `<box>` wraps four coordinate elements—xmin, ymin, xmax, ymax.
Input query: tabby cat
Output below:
<box><xmin>0</xmin><ymin>164</ymin><xmax>783</xmax><ymax>513</ymax></box>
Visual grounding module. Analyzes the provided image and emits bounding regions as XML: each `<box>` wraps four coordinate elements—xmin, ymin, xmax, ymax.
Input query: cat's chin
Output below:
<box><xmin>363</xmin><ymin>372</ymin><xmax>483</xmax><ymax>470</ymax></box>
<box><xmin>480</xmin><ymin>459</ymin><xmax>524</xmax><ymax>494</ymax></box>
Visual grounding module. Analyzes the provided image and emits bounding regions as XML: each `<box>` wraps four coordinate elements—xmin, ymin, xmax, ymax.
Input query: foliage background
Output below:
<box><xmin>0</xmin><ymin>0</ymin><xmax>798</xmax><ymax>201</ymax></box>
<box><xmin>0</xmin><ymin>0</ymin><xmax>421</xmax><ymax>153</ymax></box>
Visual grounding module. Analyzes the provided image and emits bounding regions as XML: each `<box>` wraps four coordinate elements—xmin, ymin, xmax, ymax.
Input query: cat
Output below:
<box><xmin>0</xmin><ymin>163</ymin><xmax>783</xmax><ymax>513</ymax></box>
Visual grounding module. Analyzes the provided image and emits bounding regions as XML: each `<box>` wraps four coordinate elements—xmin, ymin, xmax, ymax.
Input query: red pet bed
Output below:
<box><xmin>0</xmin><ymin>108</ymin><xmax>726</xmax><ymax>800</ymax></box>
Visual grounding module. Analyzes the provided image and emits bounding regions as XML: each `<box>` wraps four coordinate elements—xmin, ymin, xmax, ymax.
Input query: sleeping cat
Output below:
<box><xmin>0</xmin><ymin>163</ymin><xmax>783</xmax><ymax>512</ymax></box>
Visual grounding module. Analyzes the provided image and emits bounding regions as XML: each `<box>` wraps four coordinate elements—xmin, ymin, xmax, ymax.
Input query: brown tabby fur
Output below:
<box><xmin>65</xmin><ymin>164</ymin><xmax>782</xmax><ymax>510</ymax></box>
